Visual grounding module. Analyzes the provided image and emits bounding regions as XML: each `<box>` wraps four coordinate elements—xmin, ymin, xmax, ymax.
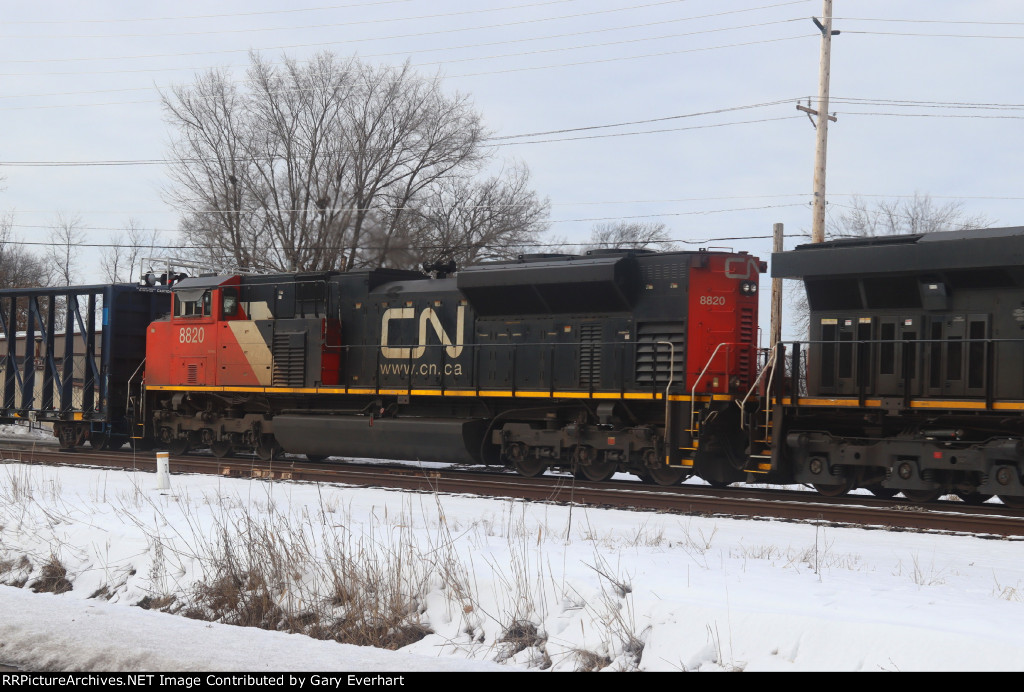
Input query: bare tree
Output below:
<box><xmin>162</xmin><ymin>52</ymin><xmax>534</xmax><ymax>273</ymax></box>
<box><xmin>101</xmin><ymin>219</ymin><xmax>169</xmax><ymax>283</ymax></box>
<box><xmin>828</xmin><ymin>193</ymin><xmax>991</xmax><ymax>238</ymax></box>
<box><xmin>0</xmin><ymin>215</ymin><xmax>49</xmax><ymax>289</ymax></box>
<box><xmin>46</xmin><ymin>212</ymin><xmax>85</xmax><ymax>286</ymax></box>
<box><xmin>584</xmin><ymin>221</ymin><xmax>676</xmax><ymax>252</ymax></box>
<box><xmin>393</xmin><ymin>163</ymin><xmax>549</xmax><ymax>269</ymax></box>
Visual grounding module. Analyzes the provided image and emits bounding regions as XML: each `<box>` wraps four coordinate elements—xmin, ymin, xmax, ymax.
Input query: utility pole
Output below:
<box><xmin>797</xmin><ymin>0</ymin><xmax>839</xmax><ymax>243</ymax></box>
<box><xmin>770</xmin><ymin>223</ymin><xmax>784</xmax><ymax>349</ymax></box>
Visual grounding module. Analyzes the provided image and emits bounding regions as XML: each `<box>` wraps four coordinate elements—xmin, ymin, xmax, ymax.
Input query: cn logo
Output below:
<box><xmin>724</xmin><ymin>256</ymin><xmax>761</xmax><ymax>279</ymax></box>
<box><xmin>380</xmin><ymin>305</ymin><xmax>465</xmax><ymax>359</ymax></box>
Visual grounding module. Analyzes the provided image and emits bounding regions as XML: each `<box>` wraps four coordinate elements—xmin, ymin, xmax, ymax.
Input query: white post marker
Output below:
<box><xmin>156</xmin><ymin>451</ymin><xmax>170</xmax><ymax>490</ymax></box>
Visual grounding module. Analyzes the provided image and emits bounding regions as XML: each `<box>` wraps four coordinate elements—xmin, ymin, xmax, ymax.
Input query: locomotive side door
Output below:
<box><xmin>817</xmin><ymin>317</ymin><xmax>871</xmax><ymax>396</ymax></box>
<box><xmin>925</xmin><ymin>314</ymin><xmax>989</xmax><ymax>398</ymax></box>
<box><xmin>875</xmin><ymin>316</ymin><xmax>920</xmax><ymax>397</ymax></box>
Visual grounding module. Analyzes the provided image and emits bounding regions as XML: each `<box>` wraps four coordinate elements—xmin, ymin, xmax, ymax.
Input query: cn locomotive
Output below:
<box><xmin>140</xmin><ymin>248</ymin><xmax>762</xmax><ymax>486</ymax></box>
<box><xmin>4</xmin><ymin>225</ymin><xmax>1024</xmax><ymax>507</ymax></box>
<box><xmin>771</xmin><ymin>226</ymin><xmax>1024</xmax><ymax>507</ymax></box>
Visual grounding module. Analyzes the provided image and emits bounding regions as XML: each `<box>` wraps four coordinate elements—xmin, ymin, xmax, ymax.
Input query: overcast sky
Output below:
<box><xmin>2</xmin><ymin>0</ymin><xmax>1023</xmax><ymax>286</ymax></box>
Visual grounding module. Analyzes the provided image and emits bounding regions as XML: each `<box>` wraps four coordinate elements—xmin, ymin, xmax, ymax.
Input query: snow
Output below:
<box><xmin>2</xmin><ymin>460</ymin><xmax>1024</xmax><ymax>672</ymax></box>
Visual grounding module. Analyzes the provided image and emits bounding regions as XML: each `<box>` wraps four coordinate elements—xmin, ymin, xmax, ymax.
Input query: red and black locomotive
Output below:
<box><xmin>139</xmin><ymin>248</ymin><xmax>762</xmax><ymax>485</ymax></box>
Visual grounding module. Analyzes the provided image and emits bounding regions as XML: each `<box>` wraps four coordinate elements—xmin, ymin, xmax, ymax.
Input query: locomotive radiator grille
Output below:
<box><xmin>635</xmin><ymin>323</ymin><xmax>686</xmax><ymax>386</ymax></box>
<box><xmin>272</xmin><ymin>331</ymin><xmax>306</xmax><ymax>387</ymax></box>
<box><xmin>578</xmin><ymin>323</ymin><xmax>602</xmax><ymax>389</ymax></box>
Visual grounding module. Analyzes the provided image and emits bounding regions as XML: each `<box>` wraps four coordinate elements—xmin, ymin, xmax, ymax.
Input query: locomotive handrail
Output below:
<box><xmin>690</xmin><ymin>342</ymin><xmax>743</xmax><ymax>436</ymax></box>
<box><xmin>739</xmin><ymin>342</ymin><xmax>780</xmax><ymax>432</ymax></box>
<box><xmin>125</xmin><ymin>357</ymin><xmax>146</xmax><ymax>420</ymax></box>
<box><xmin>657</xmin><ymin>340</ymin><xmax>675</xmax><ymax>462</ymax></box>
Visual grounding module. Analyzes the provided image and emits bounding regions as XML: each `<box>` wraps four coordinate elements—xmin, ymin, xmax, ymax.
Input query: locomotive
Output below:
<box><xmin>3</xmin><ymin>225</ymin><xmax>1024</xmax><ymax>507</ymax></box>
<box><xmin>771</xmin><ymin>226</ymin><xmax>1024</xmax><ymax>507</ymax></box>
<box><xmin>139</xmin><ymin>248</ymin><xmax>762</xmax><ymax>486</ymax></box>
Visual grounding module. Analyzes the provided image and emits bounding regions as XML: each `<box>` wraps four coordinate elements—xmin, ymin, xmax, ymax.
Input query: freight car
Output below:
<box><xmin>0</xmin><ymin>283</ymin><xmax>167</xmax><ymax>449</ymax></box>
<box><xmin>137</xmin><ymin>248</ymin><xmax>763</xmax><ymax>485</ymax></box>
<box><xmin>769</xmin><ymin>226</ymin><xmax>1024</xmax><ymax>507</ymax></box>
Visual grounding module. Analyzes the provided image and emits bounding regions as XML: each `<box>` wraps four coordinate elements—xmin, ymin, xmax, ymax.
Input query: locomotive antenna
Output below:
<box><xmin>799</xmin><ymin>0</ymin><xmax>840</xmax><ymax>244</ymax></box>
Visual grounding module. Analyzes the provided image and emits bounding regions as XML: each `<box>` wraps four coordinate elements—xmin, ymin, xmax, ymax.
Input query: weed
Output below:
<box><xmin>910</xmin><ymin>553</ymin><xmax>947</xmax><ymax>587</ymax></box>
<box><xmin>29</xmin><ymin>555</ymin><xmax>73</xmax><ymax>594</ymax></box>
<box><xmin>137</xmin><ymin>594</ymin><xmax>177</xmax><ymax>610</ymax></box>
<box><xmin>992</xmin><ymin>575</ymin><xmax>1024</xmax><ymax>602</ymax></box>
<box><xmin>0</xmin><ymin>555</ymin><xmax>32</xmax><ymax>587</ymax></box>
<box><xmin>574</xmin><ymin>649</ymin><xmax>612</xmax><ymax>672</ymax></box>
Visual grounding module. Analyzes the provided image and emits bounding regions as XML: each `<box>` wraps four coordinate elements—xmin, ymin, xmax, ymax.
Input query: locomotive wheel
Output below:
<box><xmin>88</xmin><ymin>433</ymin><xmax>109</xmax><ymax>450</ymax></box>
<box><xmin>210</xmin><ymin>441</ymin><xmax>234</xmax><ymax>459</ymax></box>
<box><xmin>693</xmin><ymin>413</ymin><xmax>746</xmax><ymax>487</ymax></box>
<box><xmin>513</xmin><ymin>458</ymin><xmax>547</xmax><ymax>478</ymax></box>
<box><xmin>167</xmin><ymin>438</ymin><xmax>191</xmax><ymax>456</ymax></box>
<box><xmin>999</xmin><ymin>495</ymin><xmax>1024</xmax><ymax>509</ymax></box>
<box><xmin>866</xmin><ymin>484</ymin><xmax>898</xmax><ymax>499</ymax></box>
<box><xmin>576</xmin><ymin>458</ymin><xmax>617</xmax><ymax>482</ymax></box>
<box><xmin>812</xmin><ymin>480</ymin><xmax>853</xmax><ymax>497</ymax></box>
<box><xmin>108</xmin><ymin>436</ymin><xmax>127</xmax><ymax>451</ymax></box>
<box><xmin>901</xmin><ymin>488</ymin><xmax>942</xmax><ymax>503</ymax></box>
<box><xmin>255</xmin><ymin>436</ymin><xmax>282</xmax><ymax>461</ymax></box>
<box><xmin>646</xmin><ymin>465</ymin><xmax>688</xmax><ymax>486</ymax></box>
<box><xmin>956</xmin><ymin>492</ymin><xmax>993</xmax><ymax>505</ymax></box>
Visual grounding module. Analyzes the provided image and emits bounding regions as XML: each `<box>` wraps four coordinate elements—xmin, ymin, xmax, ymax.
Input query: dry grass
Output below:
<box><xmin>29</xmin><ymin>555</ymin><xmax>73</xmax><ymax>594</ymax></box>
<box><xmin>0</xmin><ymin>555</ymin><xmax>33</xmax><ymax>588</ymax></box>
<box><xmin>574</xmin><ymin>649</ymin><xmax>612</xmax><ymax>672</ymax></box>
<box><xmin>130</xmin><ymin>496</ymin><xmax>443</xmax><ymax>650</ymax></box>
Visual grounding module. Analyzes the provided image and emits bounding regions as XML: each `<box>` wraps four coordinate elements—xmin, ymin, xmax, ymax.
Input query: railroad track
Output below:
<box><xmin>3</xmin><ymin>442</ymin><xmax>1024</xmax><ymax>539</ymax></box>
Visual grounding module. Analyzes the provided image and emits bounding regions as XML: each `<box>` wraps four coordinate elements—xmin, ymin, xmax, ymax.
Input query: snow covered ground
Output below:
<box><xmin>1</xmin><ymin>459</ymin><xmax>1024</xmax><ymax>672</ymax></box>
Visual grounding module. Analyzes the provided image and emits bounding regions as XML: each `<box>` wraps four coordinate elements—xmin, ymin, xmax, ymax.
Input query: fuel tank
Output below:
<box><xmin>273</xmin><ymin>415</ymin><xmax>489</xmax><ymax>464</ymax></box>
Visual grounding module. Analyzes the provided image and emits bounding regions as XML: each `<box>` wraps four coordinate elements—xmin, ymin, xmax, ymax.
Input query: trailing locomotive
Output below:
<box><xmin>139</xmin><ymin>248</ymin><xmax>762</xmax><ymax>485</ymax></box>
<box><xmin>770</xmin><ymin>226</ymin><xmax>1024</xmax><ymax>507</ymax></box>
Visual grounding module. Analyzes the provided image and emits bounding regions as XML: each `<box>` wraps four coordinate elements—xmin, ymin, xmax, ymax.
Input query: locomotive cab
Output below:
<box><xmin>146</xmin><ymin>276</ymin><xmax>241</xmax><ymax>388</ymax></box>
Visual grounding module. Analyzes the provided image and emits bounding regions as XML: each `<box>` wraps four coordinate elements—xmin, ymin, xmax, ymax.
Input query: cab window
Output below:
<box><xmin>174</xmin><ymin>289</ymin><xmax>211</xmax><ymax>317</ymax></box>
<box><xmin>222</xmin><ymin>288</ymin><xmax>238</xmax><ymax>317</ymax></box>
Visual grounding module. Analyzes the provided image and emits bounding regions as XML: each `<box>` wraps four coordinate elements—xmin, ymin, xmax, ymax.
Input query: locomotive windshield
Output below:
<box><xmin>174</xmin><ymin>288</ymin><xmax>211</xmax><ymax>317</ymax></box>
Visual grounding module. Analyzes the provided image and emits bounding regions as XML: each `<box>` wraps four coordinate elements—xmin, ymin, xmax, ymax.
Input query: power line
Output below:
<box><xmin>828</xmin><ymin>96</ymin><xmax>1024</xmax><ymax>111</ymax></box>
<box><xmin>495</xmin><ymin>115</ymin><xmax>803</xmax><ymax>146</ymax></box>
<box><xmin>844</xmin><ymin>30</ymin><xmax>1024</xmax><ymax>40</ymax></box>
<box><xmin>0</xmin><ymin>100</ymin><xmax>804</xmax><ymax>165</ymax></box>
<box><xmin>4</xmin><ymin>0</ymin><xmax>587</xmax><ymax>40</ymax></box>
<box><xmin>835</xmin><ymin>17</ymin><xmax>1024</xmax><ymax>28</ymax></box>
<box><xmin>2</xmin><ymin>202</ymin><xmax>810</xmax><ymax>238</ymax></box>
<box><xmin>0</xmin><ymin>33</ymin><xmax>815</xmax><ymax>110</ymax></box>
<box><xmin>0</xmin><ymin>3</ymin><xmax>807</xmax><ymax>97</ymax></box>
<box><xmin>4</xmin><ymin>0</ymin><xmax>419</xmax><ymax>25</ymax></box>
<box><xmin>0</xmin><ymin>231</ymin><xmax>784</xmax><ymax>252</ymax></box>
<box><xmin>0</xmin><ymin>4</ymin><xmax>807</xmax><ymax>82</ymax></box>
<box><xmin>10</xmin><ymin>192</ymin><xmax>1022</xmax><ymax>218</ymax></box>
<box><xmin>488</xmin><ymin>99</ymin><xmax>797</xmax><ymax>139</ymax></box>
